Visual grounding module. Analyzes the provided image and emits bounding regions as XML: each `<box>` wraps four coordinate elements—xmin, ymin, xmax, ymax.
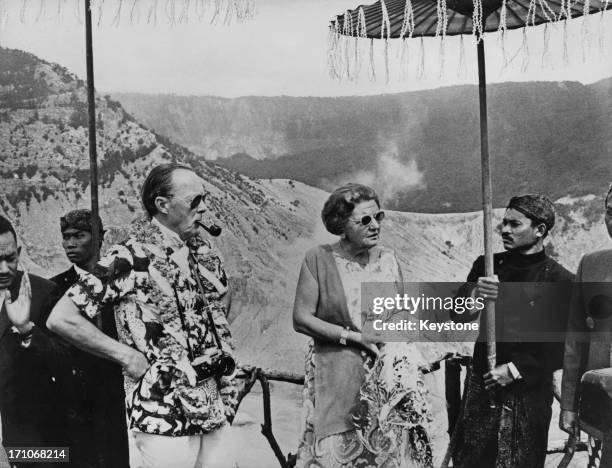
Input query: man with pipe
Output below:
<box><xmin>560</xmin><ymin>183</ymin><xmax>612</xmax><ymax>468</ymax></box>
<box><xmin>47</xmin><ymin>163</ymin><xmax>238</xmax><ymax>468</ymax></box>
<box><xmin>451</xmin><ymin>194</ymin><xmax>573</xmax><ymax>468</ymax></box>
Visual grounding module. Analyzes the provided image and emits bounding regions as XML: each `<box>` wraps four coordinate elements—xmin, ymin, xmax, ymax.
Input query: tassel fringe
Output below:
<box><xmin>458</xmin><ymin>34</ymin><xmax>467</xmax><ymax>77</ymax></box>
<box><xmin>381</xmin><ymin>0</ymin><xmax>391</xmax><ymax>40</ymax></box>
<box><xmin>4</xmin><ymin>0</ymin><xmax>254</xmax><ymax>25</ymax></box>
<box><xmin>327</xmin><ymin>0</ymin><xmax>612</xmax><ymax>83</ymax></box>
<box><xmin>400</xmin><ymin>0</ymin><xmax>414</xmax><ymax>38</ymax></box>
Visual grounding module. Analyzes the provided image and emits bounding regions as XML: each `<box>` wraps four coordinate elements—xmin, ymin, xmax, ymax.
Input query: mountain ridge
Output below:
<box><xmin>113</xmin><ymin>78</ymin><xmax>612</xmax><ymax>213</ymax></box>
<box><xmin>2</xmin><ymin>47</ymin><xmax>611</xmax><ymax>466</ymax></box>
<box><xmin>2</xmin><ymin>45</ymin><xmax>611</xmax><ymax>371</ymax></box>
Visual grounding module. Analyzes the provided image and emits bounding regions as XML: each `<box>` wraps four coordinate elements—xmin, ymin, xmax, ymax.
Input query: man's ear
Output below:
<box><xmin>155</xmin><ymin>196</ymin><xmax>170</xmax><ymax>215</ymax></box>
<box><xmin>535</xmin><ymin>223</ymin><xmax>547</xmax><ymax>238</ymax></box>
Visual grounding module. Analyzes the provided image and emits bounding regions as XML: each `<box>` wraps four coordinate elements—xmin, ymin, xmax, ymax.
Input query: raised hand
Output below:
<box><xmin>5</xmin><ymin>272</ymin><xmax>32</xmax><ymax>332</ymax></box>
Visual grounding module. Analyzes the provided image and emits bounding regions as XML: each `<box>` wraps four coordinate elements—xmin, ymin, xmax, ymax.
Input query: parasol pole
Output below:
<box><xmin>476</xmin><ymin>36</ymin><xmax>497</xmax><ymax>399</ymax></box>
<box><xmin>85</xmin><ymin>0</ymin><xmax>100</xmax><ymax>262</ymax></box>
<box><xmin>439</xmin><ymin>33</ymin><xmax>499</xmax><ymax>468</ymax></box>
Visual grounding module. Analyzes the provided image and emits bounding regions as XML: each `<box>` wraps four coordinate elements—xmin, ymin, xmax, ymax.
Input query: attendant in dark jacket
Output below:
<box><xmin>50</xmin><ymin>210</ymin><xmax>129</xmax><ymax>468</ymax></box>
<box><xmin>451</xmin><ymin>194</ymin><xmax>573</xmax><ymax>468</ymax></box>
<box><xmin>0</xmin><ymin>215</ymin><xmax>69</xmax><ymax>467</ymax></box>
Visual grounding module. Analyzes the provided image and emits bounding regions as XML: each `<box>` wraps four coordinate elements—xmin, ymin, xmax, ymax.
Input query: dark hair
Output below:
<box><xmin>507</xmin><ymin>193</ymin><xmax>555</xmax><ymax>239</ymax></box>
<box><xmin>0</xmin><ymin>215</ymin><xmax>17</xmax><ymax>242</ymax></box>
<box><xmin>141</xmin><ymin>163</ymin><xmax>194</xmax><ymax>217</ymax></box>
<box><xmin>60</xmin><ymin>209</ymin><xmax>105</xmax><ymax>236</ymax></box>
<box><xmin>321</xmin><ymin>183</ymin><xmax>380</xmax><ymax>235</ymax></box>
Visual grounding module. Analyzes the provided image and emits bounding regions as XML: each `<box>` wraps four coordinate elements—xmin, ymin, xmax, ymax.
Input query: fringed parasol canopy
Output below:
<box><xmin>331</xmin><ymin>0</ymin><xmax>611</xmax><ymax>39</ymax></box>
<box><xmin>0</xmin><ymin>0</ymin><xmax>256</xmax><ymax>27</ymax></box>
<box><xmin>328</xmin><ymin>0</ymin><xmax>612</xmax><ymax>81</ymax></box>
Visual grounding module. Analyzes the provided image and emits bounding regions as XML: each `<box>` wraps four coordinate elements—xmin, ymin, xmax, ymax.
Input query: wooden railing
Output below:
<box><xmin>234</xmin><ymin>356</ymin><xmax>585</xmax><ymax>468</ymax></box>
<box><xmin>232</xmin><ymin>366</ymin><xmax>304</xmax><ymax>468</ymax></box>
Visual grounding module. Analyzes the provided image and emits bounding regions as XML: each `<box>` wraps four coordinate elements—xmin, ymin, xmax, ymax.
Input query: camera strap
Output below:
<box><xmin>166</xmin><ymin>250</ymin><xmax>227</xmax><ymax>363</ymax></box>
<box><xmin>170</xmin><ymin>282</ymin><xmax>196</xmax><ymax>362</ymax></box>
<box><xmin>188</xmin><ymin>252</ymin><xmax>225</xmax><ymax>352</ymax></box>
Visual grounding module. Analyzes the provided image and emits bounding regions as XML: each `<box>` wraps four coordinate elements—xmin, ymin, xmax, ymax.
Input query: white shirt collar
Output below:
<box><xmin>152</xmin><ymin>217</ymin><xmax>184</xmax><ymax>246</ymax></box>
<box><xmin>74</xmin><ymin>264</ymin><xmax>89</xmax><ymax>277</ymax></box>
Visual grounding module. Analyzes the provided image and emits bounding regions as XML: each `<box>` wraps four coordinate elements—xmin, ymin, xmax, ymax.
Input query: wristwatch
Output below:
<box><xmin>14</xmin><ymin>322</ymin><xmax>35</xmax><ymax>347</ymax></box>
<box><xmin>339</xmin><ymin>327</ymin><xmax>349</xmax><ymax>345</ymax></box>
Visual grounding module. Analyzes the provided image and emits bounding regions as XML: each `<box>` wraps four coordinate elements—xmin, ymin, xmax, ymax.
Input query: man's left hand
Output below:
<box><xmin>483</xmin><ymin>364</ymin><xmax>514</xmax><ymax>390</ymax></box>
<box><xmin>5</xmin><ymin>273</ymin><xmax>32</xmax><ymax>333</ymax></box>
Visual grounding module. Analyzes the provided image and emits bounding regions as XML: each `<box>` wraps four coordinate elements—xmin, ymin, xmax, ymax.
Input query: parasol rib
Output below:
<box><xmin>489</xmin><ymin>9</ymin><xmax>502</xmax><ymax>29</ymax></box>
<box><xmin>419</xmin><ymin>9</ymin><xmax>444</xmax><ymax>34</ymax></box>
<box><xmin>447</xmin><ymin>8</ymin><xmax>460</xmax><ymax>31</ymax></box>
<box><xmin>533</xmin><ymin>5</ymin><xmax>552</xmax><ymax>25</ymax></box>
<box><xmin>545</xmin><ymin>0</ymin><xmax>590</xmax><ymax>18</ymax></box>
<box><xmin>396</xmin><ymin>1</ymin><xmax>435</xmax><ymax>34</ymax></box>
<box><xmin>508</xmin><ymin>0</ymin><xmax>534</xmax><ymax>26</ymax></box>
<box><xmin>412</xmin><ymin>2</ymin><xmax>439</xmax><ymax>24</ymax></box>
<box><xmin>388</xmin><ymin>7</ymin><xmax>409</xmax><ymax>32</ymax></box>
<box><xmin>460</xmin><ymin>12</ymin><xmax>471</xmax><ymax>33</ymax></box>
<box><xmin>505</xmin><ymin>2</ymin><xmax>527</xmax><ymax>26</ymax></box>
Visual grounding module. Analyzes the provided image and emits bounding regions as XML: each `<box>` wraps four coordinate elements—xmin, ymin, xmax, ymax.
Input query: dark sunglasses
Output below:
<box><xmin>355</xmin><ymin>211</ymin><xmax>385</xmax><ymax>226</ymax></box>
<box><xmin>189</xmin><ymin>193</ymin><xmax>209</xmax><ymax>210</ymax></box>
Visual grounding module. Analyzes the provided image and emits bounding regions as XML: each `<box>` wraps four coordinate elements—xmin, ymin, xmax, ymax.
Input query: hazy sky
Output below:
<box><xmin>0</xmin><ymin>0</ymin><xmax>611</xmax><ymax>97</ymax></box>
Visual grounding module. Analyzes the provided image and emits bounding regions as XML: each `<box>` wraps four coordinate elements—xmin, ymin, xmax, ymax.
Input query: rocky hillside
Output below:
<box><xmin>2</xmin><ymin>46</ymin><xmax>611</xmax><ymax>373</ymax></box>
<box><xmin>114</xmin><ymin>78</ymin><xmax>612</xmax><ymax>213</ymax></box>
<box><xmin>2</xmin><ymin>47</ymin><xmax>611</xmax><ymax>468</ymax></box>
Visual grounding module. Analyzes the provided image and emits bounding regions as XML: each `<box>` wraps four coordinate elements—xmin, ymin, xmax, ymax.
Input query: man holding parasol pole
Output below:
<box><xmin>451</xmin><ymin>194</ymin><xmax>573</xmax><ymax>467</ymax></box>
<box><xmin>328</xmin><ymin>0</ymin><xmax>611</xmax><ymax>465</ymax></box>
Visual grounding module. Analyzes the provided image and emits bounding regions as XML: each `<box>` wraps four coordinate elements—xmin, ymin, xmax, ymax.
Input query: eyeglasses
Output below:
<box><xmin>188</xmin><ymin>193</ymin><xmax>209</xmax><ymax>210</ymax></box>
<box><xmin>166</xmin><ymin>192</ymin><xmax>209</xmax><ymax>210</ymax></box>
<box><xmin>353</xmin><ymin>211</ymin><xmax>385</xmax><ymax>226</ymax></box>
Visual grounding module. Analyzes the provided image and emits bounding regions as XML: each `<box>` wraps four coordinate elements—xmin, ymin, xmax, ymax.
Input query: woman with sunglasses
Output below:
<box><xmin>293</xmin><ymin>183</ymin><xmax>433</xmax><ymax>468</ymax></box>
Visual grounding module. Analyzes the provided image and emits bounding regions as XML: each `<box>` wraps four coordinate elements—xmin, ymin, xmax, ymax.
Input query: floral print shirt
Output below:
<box><xmin>65</xmin><ymin>218</ymin><xmax>238</xmax><ymax>436</ymax></box>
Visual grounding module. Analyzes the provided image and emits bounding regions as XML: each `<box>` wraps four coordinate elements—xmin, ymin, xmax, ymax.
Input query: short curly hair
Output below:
<box><xmin>321</xmin><ymin>183</ymin><xmax>380</xmax><ymax>235</ymax></box>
